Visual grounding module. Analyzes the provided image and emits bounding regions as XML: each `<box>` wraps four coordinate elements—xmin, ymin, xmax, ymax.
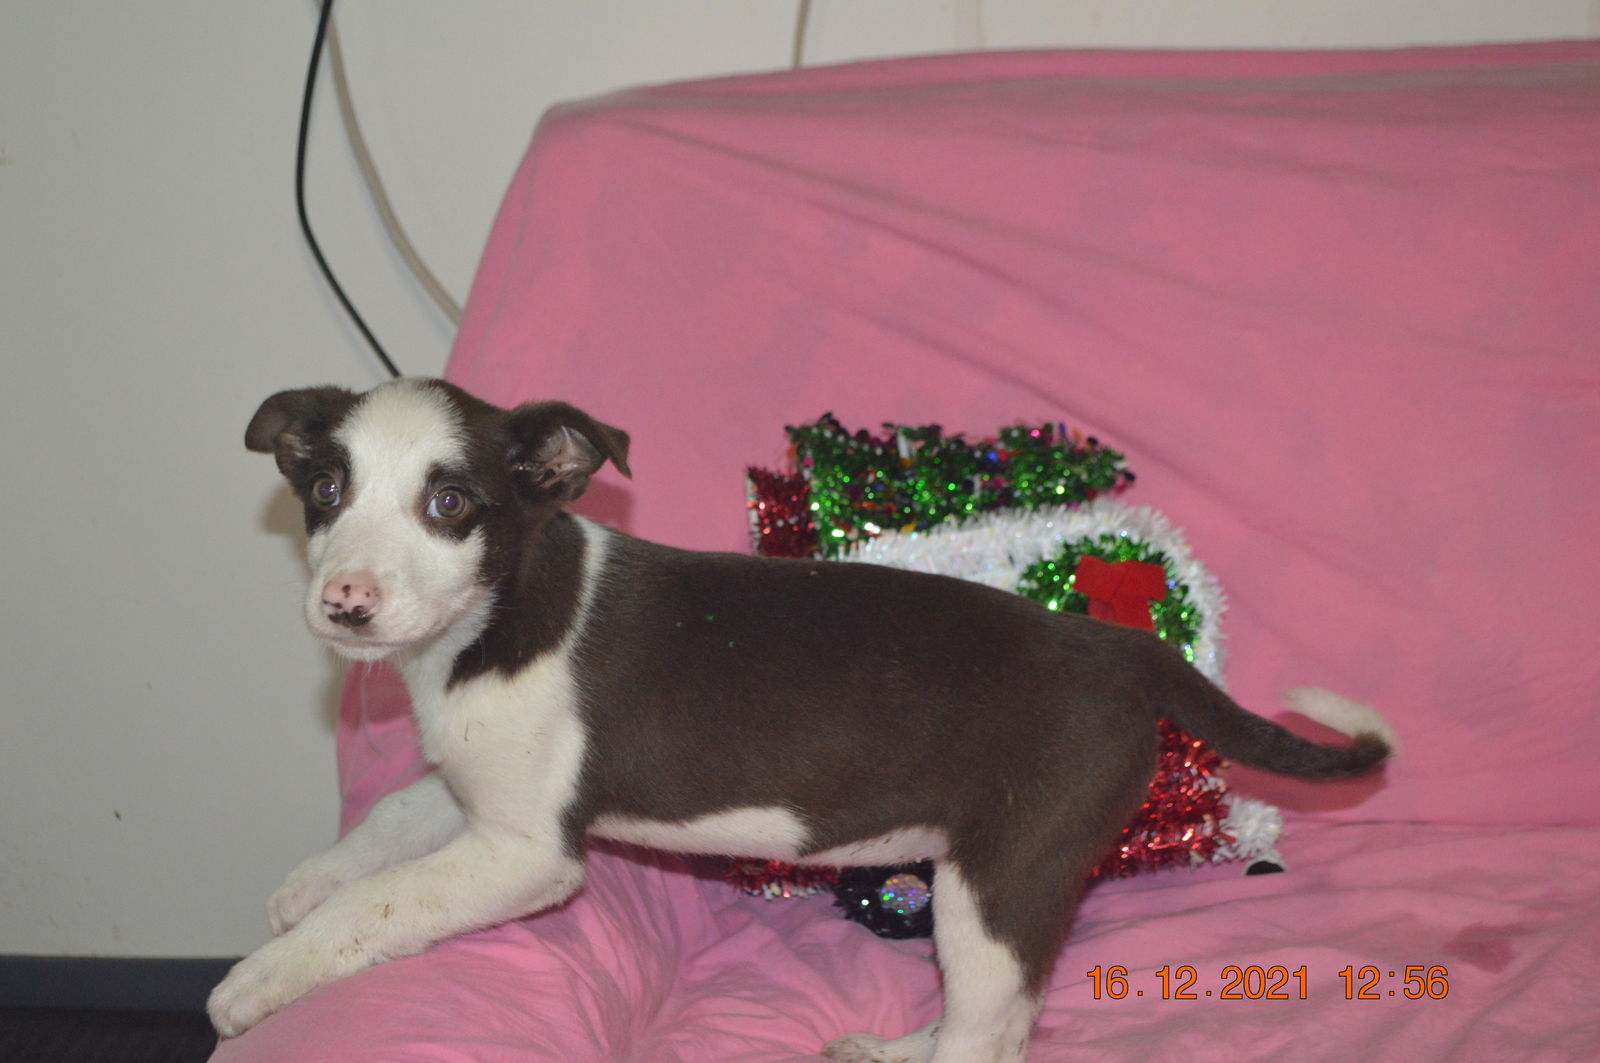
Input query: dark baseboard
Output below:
<box><xmin>0</xmin><ymin>956</ymin><xmax>240</xmax><ymax>1012</ymax></box>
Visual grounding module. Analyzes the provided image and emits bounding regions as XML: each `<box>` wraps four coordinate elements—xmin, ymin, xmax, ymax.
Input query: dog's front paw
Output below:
<box><xmin>268</xmin><ymin>857</ymin><xmax>348</xmax><ymax>935</ymax></box>
<box><xmin>823</xmin><ymin>1031</ymin><xmax>935</xmax><ymax>1063</ymax></box>
<box><xmin>822</xmin><ymin>1035</ymin><xmax>885</xmax><ymax>1063</ymax></box>
<box><xmin>207</xmin><ymin>937</ymin><xmax>329</xmax><ymax>1038</ymax></box>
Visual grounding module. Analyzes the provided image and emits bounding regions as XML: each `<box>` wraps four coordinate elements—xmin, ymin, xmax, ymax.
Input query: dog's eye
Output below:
<box><xmin>427</xmin><ymin>487</ymin><xmax>471</xmax><ymax>521</ymax></box>
<box><xmin>310</xmin><ymin>474</ymin><xmax>341</xmax><ymax>508</ymax></box>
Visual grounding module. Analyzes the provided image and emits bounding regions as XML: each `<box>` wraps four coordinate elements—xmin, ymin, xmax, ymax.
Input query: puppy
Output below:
<box><xmin>210</xmin><ymin>378</ymin><xmax>1394</xmax><ymax>1062</ymax></box>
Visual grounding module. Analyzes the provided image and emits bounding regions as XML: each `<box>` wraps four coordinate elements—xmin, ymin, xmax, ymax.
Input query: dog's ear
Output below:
<box><xmin>505</xmin><ymin>401</ymin><xmax>632</xmax><ymax>503</ymax></box>
<box><xmin>245</xmin><ymin>387</ymin><xmax>357</xmax><ymax>475</ymax></box>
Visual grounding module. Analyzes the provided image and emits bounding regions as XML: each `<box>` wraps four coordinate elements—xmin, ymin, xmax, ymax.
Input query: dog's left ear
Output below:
<box><xmin>505</xmin><ymin>401</ymin><xmax>632</xmax><ymax>503</ymax></box>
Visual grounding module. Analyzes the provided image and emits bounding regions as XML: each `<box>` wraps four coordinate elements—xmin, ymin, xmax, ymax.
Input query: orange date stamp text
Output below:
<box><xmin>1084</xmin><ymin>964</ymin><xmax>1450</xmax><ymax>1001</ymax></box>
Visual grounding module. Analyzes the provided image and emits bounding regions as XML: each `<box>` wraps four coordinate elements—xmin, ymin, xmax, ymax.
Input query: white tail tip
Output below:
<box><xmin>1281</xmin><ymin>686</ymin><xmax>1398</xmax><ymax>756</ymax></box>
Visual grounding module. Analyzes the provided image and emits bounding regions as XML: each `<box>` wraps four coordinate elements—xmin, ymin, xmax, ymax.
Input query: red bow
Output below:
<box><xmin>1073</xmin><ymin>556</ymin><xmax>1167</xmax><ymax>630</ymax></box>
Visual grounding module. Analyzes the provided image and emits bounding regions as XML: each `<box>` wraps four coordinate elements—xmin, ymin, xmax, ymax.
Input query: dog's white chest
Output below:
<box><xmin>398</xmin><ymin>519</ymin><xmax>612</xmax><ymax>831</ymax></box>
<box><xmin>406</xmin><ymin>646</ymin><xmax>588</xmax><ymax>834</ymax></box>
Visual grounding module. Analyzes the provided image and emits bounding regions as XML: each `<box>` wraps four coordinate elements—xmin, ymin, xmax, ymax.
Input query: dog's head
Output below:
<box><xmin>245</xmin><ymin>378</ymin><xmax>630</xmax><ymax>661</ymax></box>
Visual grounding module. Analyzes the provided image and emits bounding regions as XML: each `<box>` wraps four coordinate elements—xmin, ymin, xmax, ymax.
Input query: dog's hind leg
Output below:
<box><xmin>928</xmin><ymin>801</ymin><xmax>1127</xmax><ymax>1063</ymax></box>
<box><xmin>823</xmin><ymin>857</ymin><xmax>1047</xmax><ymax>1063</ymax></box>
<box><xmin>924</xmin><ymin>860</ymin><xmax>1040</xmax><ymax>1063</ymax></box>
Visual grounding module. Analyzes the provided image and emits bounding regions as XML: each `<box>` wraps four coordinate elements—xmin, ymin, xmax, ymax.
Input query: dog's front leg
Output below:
<box><xmin>268</xmin><ymin>772</ymin><xmax>465</xmax><ymax>934</ymax></box>
<box><xmin>209</xmin><ymin>826</ymin><xmax>584</xmax><ymax>1038</ymax></box>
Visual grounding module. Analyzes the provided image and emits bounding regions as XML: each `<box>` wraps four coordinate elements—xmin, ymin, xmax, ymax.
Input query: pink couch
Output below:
<box><xmin>215</xmin><ymin>40</ymin><xmax>1600</xmax><ymax>1061</ymax></box>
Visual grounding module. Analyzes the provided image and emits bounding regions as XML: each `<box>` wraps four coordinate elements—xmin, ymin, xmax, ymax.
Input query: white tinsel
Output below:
<box><xmin>840</xmin><ymin>498</ymin><xmax>1229</xmax><ymax>686</ymax></box>
<box><xmin>1214</xmin><ymin>797</ymin><xmax>1286</xmax><ymax>868</ymax></box>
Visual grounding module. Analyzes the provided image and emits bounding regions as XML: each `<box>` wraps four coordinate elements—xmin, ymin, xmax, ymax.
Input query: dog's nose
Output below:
<box><xmin>321</xmin><ymin>574</ymin><xmax>381</xmax><ymax>628</ymax></box>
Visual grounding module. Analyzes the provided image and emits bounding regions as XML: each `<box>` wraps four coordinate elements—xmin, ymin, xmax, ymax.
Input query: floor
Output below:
<box><xmin>0</xmin><ymin>1007</ymin><xmax>217</xmax><ymax>1063</ymax></box>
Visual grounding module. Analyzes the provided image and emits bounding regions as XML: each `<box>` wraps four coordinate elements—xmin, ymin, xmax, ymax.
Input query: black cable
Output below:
<box><xmin>295</xmin><ymin>0</ymin><xmax>402</xmax><ymax>379</ymax></box>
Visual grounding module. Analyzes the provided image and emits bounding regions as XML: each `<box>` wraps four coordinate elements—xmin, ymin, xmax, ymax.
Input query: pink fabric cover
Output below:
<box><xmin>215</xmin><ymin>42</ymin><xmax>1600</xmax><ymax>1061</ymax></box>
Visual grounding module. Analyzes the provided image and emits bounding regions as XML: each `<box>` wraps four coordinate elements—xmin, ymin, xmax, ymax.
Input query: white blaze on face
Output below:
<box><xmin>304</xmin><ymin>380</ymin><xmax>490</xmax><ymax>660</ymax></box>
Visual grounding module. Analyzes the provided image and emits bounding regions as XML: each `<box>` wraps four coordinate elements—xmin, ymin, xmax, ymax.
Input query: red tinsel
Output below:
<box><xmin>746</xmin><ymin>467</ymin><xmax>816</xmax><ymax>559</ymax></box>
<box><xmin>1090</xmin><ymin>721</ymin><xmax>1233</xmax><ymax>880</ymax></box>
<box><xmin>725</xmin><ymin>858</ymin><xmax>840</xmax><ymax>900</ymax></box>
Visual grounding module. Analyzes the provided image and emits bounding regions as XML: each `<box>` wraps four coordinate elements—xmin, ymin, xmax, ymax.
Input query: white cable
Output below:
<box><xmin>318</xmin><ymin>0</ymin><xmax>814</xmax><ymax>325</ymax></box>
<box><xmin>792</xmin><ymin>0</ymin><xmax>812</xmax><ymax>69</ymax></box>
<box><xmin>321</xmin><ymin>8</ymin><xmax>464</xmax><ymax>326</ymax></box>
<box><xmin>953</xmin><ymin>0</ymin><xmax>986</xmax><ymax>50</ymax></box>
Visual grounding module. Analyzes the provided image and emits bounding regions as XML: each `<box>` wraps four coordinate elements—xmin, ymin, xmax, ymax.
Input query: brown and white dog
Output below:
<box><xmin>210</xmin><ymin>378</ymin><xmax>1394</xmax><ymax>1062</ymax></box>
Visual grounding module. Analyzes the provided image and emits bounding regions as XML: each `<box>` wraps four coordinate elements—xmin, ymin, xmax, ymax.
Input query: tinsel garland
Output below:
<box><xmin>724</xmin><ymin>859</ymin><xmax>839</xmax><ymax>900</ymax></box>
<box><xmin>763</xmin><ymin>415</ymin><xmax>1134</xmax><ymax>559</ymax></box>
<box><xmin>1095</xmin><ymin>720</ymin><xmax>1227</xmax><ymax>878</ymax></box>
<box><xmin>737</xmin><ymin>420</ymin><xmax>1285</xmax><ymax>930</ymax></box>
<box><xmin>746</xmin><ymin>468</ymin><xmax>814</xmax><ymax>560</ymax></box>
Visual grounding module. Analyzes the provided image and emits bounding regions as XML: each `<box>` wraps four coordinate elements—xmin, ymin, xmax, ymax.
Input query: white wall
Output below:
<box><xmin>2</xmin><ymin>0</ymin><xmax>1594</xmax><ymax>960</ymax></box>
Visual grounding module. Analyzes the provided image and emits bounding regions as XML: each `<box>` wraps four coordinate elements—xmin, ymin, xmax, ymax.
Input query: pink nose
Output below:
<box><xmin>321</xmin><ymin>574</ymin><xmax>381</xmax><ymax>628</ymax></box>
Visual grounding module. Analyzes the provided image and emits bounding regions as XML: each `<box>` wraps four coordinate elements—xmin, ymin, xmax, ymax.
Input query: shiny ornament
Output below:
<box><xmin>835</xmin><ymin>865</ymin><xmax>936</xmax><ymax>938</ymax></box>
<box><xmin>878</xmin><ymin>872</ymin><xmax>933</xmax><ymax>916</ymax></box>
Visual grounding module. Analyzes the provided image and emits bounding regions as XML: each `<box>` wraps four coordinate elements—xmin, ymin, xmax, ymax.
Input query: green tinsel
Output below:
<box><xmin>788</xmin><ymin>415</ymin><xmax>1133</xmax><ymax>559</ymax></box>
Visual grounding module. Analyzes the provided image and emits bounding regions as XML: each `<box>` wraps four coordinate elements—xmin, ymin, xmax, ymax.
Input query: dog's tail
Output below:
<box><xmin>1162</xmin><ymin>674</ymin><xmax>1395</xmax><ymax>780</ymax></box>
